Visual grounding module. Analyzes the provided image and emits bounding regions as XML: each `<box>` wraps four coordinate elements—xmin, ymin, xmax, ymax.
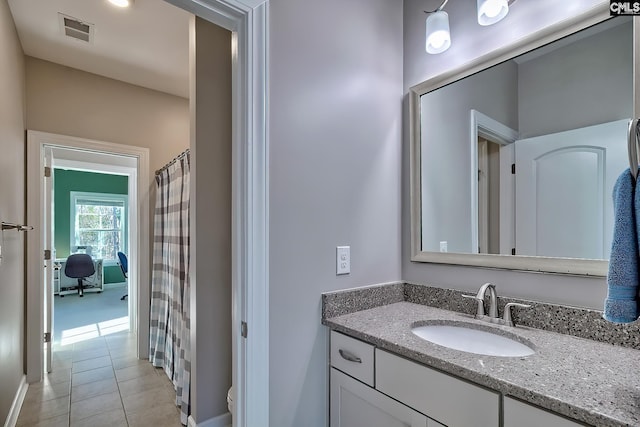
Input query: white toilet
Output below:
<box><xmin>227</xmin><ymin>387</ymin><xmax>234</xmax><ymax>416</ymax></box>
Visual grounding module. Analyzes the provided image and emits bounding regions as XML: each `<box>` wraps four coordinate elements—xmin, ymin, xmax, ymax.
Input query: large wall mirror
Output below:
<box><xmin>410</xmin><ymin>11</ymin><xmax>637</xmax><ymax>276</ymax></box>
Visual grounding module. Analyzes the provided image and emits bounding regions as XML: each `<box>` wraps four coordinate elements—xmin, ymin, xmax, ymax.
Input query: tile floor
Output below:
<box><xmin>16</xmin><ymin>332</ymin><xmax>183</xmax><ymax>427</ymax></box>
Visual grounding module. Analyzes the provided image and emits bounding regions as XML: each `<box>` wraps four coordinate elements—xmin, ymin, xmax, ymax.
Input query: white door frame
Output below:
<box><xmin>469</xmin><ymin>109</ymin><xmax>518</xmax><ymax>255</ymax></box>
<box><xmin>52</xmin><ymin>150</ymin><xmax>138</xmax><ymax>334</ymax></box>
<box><xmin>26</xmin><ymin>131</ymin><xmax>150</xmax><ymax>384</ymax></box>
<box><xmin>26</xmin><ymin>1</ymin><xmax>269</xmax><ymax>424</ymax></box>
<box><xmin>41</xmin><ymin>147</ymin><xmax>139</xmax><ymax>372</ymax></box>
<box><xmin>162</xmin><ymin>1</ymin><xmax>269</xmax><ymax>426</ymax></box>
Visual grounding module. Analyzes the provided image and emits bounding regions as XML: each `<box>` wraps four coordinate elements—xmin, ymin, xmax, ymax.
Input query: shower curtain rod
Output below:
<box><xmin>155</xmin><ymin>149</ymin><xmax>190</xmax><ymax>176</ymax></box>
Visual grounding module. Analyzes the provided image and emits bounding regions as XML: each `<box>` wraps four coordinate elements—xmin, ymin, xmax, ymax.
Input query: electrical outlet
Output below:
<box><xmin>439</xmin><ymin>241</ymin><xmax>448</xmax><ymax>252</ymax></box>
<box><xmin>336</xmin><ymin>246</ymin><xmax>350</xmax><ymax>275</ymax></box>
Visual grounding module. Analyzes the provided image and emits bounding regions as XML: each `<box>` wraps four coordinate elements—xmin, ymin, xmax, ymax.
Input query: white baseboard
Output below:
<box><xmin>4</xmin><ymin>375</ymin><xmax>28</xmax><ymax>427</ymax></box>
<box><xmin>187</xmin><ymin>412</ymin><xmax>231</xmax><ymax>427</ymax></box>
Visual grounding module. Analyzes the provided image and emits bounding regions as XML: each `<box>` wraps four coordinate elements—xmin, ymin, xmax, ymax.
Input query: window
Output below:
<box><xmin>70</xmin><ymin>192</ymin><xmax>128</xmax><ymax>261</ymax></box>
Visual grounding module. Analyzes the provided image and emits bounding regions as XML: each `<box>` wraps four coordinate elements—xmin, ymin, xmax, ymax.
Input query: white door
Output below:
<box><xmin>330</xmin><ymin>368</ymin><xmax>434</xmax><ymax>427</ymax></box>
<box><xmin>44</xmin><ymin>146</ymin><xmax>54</xmax><ymax>373</ymax></box>
<box><xmin>515</xmin><ymin>119</ymin><xmax>628</xmax><ymax>259</ymax></box>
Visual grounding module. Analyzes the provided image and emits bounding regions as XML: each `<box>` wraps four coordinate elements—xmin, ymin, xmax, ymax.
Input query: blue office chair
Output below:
<box><xmin>117</xmin><ymin>251</ymin><xmax>128</xmax><ymax>301</ymax></box>
<box><xmin>64</xmin><ymin>254</ymin><xmax>95</xmax><ymax>297</ymax></box>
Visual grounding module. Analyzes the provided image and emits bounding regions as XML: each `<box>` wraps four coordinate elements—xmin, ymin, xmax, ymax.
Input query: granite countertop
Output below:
<box><xmin>324</xmin><ymin>301</ymin><xmax>640</xmax><ymax>427</ymax></box>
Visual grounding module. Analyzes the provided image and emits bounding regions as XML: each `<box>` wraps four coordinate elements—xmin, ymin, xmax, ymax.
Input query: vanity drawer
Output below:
<box><xmin>330</xmin><ymin>331</ymin><xmax>374</xmax><ymax>387</ymax></box>
<box><xmin>376</xmin><ymin>349</ymin><xmax>499</xmax><ymax>427</ymax></box>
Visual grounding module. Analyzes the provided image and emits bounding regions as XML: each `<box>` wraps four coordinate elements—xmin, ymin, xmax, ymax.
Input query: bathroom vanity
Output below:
<box><xmin>331</xmin><ymin>330</ymin><xmax>585</xmax><ymax>427</ymax></box>
<box><xmin>326</xmin><ymin>5</ymin><xmax>640</xmax><ymax>426</ymax></box>
<box><xmin>323</xmin><ymin>283</ymin><xmax>640</xmax><ymax>427</ymax></box>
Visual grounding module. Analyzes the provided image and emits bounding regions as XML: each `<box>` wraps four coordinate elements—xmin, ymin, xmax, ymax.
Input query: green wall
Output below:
<box><xmin>54</xmin><ymin>169</ymin><xmax>128</xmax><ymax>284</ymax></box>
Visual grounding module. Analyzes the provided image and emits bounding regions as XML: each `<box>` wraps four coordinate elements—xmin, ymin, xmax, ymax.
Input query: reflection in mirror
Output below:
<box><xmin>419</xmin><ymin>17</ymin><xmax>632</xmax><ymax>262</ymax></box>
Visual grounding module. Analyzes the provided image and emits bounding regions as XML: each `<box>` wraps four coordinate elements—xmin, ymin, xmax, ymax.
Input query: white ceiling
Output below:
<box><xmin>7</xmin><ymin>0</ymin><xmax>191</xmax><ymax>98</ymax></box>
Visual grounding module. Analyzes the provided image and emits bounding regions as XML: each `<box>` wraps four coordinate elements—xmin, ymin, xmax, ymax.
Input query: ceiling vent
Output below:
<box><xmin>58</xmin><ymin>13</ymin><xmax>94</xmax><ymax>43</ymax></box>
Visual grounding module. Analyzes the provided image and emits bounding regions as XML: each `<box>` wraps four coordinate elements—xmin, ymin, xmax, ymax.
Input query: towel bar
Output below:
<box><xmin>1</xmin><ymin>222</ymin><xmax>34</xmax><ymax>231</ymax></box>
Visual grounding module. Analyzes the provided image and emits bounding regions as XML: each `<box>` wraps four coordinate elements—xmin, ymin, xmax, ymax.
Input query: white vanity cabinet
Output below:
<box><xmin>330</xmin><ymin>330</ymin><xmax>589</xmax><ymax>427</ymax></box>
<box><xmin>330</xmin><ymin>331</ymin><xmax>445</xmax><ymax>427</ymax></box>
<box><xmin>503</xmin><ymin>397</ymin><xmax>586</xmax><ymax>427</ymax></box>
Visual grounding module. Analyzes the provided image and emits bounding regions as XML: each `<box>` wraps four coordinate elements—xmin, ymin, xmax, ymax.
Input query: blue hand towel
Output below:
<box><xmin>604</xmin><ymin>168</ymin><xmax>639</xmax><ymax>323</ymax></box>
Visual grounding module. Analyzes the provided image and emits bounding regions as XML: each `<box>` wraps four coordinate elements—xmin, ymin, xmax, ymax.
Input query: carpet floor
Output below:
<box><xmin>54</xmin><ymin>284</ymin><xmax>129</xmax><ymax>346</ymax></box>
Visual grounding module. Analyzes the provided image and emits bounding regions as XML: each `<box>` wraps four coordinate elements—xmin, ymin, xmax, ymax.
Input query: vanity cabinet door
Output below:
<box><xmin>331</xmin><ymin>368</ymin><xmax>439</xmax><ymax>427</ymax></box>
<box><xmin>503</xmin><ymin>397</ymin><xmax>586</xmax><ymax>427</ymax></box>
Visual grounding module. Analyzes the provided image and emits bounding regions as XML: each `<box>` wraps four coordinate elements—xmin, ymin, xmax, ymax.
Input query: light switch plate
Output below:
<box><xmin>336</xmin><ymin>246</ymin><xmax>350</xmax><ymax>275</ymax></box>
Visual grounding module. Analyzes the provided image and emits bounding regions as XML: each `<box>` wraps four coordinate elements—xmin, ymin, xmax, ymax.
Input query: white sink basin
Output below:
<box><xmin>411</xmin><ymin>323</ymin><xmax>535</xmax><ymax>357</ymax></box>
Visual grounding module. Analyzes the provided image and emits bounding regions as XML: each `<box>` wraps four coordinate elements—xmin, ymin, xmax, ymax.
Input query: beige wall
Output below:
<box><xmin>268</xmin><ymin>0</ymin><xmax>403</xmax><ymax>425</ymax></box>
<box><xmin>25</xmin><ymin>56</ymin><xmax>189</xmax><ymax>181</ymax></box>
<box><xmin>24</xmin><ymin>55</ymin><xmax>190</xmax><ymax>410</ymax></box>
<box><xmin>189</xmin><ymin>17</ymin><xmax>232</xmax><ymax>423</ymax></box>
<box><xmin>0</xmin><ymin>0</ymin><xmax>26</xmax><ymax>422</ymax></box>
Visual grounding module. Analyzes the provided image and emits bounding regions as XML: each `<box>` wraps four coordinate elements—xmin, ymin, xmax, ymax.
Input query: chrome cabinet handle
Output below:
<box><xmin>338</xmin><ymin>349</ymin><xmax>362</xmax><ymax>363</ymax></box>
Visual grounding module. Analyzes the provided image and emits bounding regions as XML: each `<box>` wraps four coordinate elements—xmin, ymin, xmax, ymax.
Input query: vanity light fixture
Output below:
<box><xmin>425</xmin><ymin>0</ymin><xmax>516</xmax><ymax>54</ymax></box>
<box><xmin>425</xmin><ymin>0</ymin><xmax>451</xmax><ymax>54</ymax></box>
<box><xmin>108</xmin><ymin>0</ymin><xmax>133</xmax><ymax>8</ymax></box>
<box><xmin>477</xmin><ymin>0</ymin><xmax>509</xmax><ymax>26</ymax></box>
<box><xmin>426</xmin><ymin>10</ymin><xmax>451</xmax><ymax>54</ymax></box>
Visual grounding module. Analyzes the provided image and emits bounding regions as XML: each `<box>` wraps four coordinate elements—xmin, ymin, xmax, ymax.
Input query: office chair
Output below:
<box><xmin>117</xmin><ymin>251</ymin><xmax>128</xmax><ymax>301</ymax></box>
<box><xmin>64</xmin><ymin>254</ymin><xmax>95</xmax><ymax>297</ymax></box>
<box><xmin>71</xmin><ymin>245</ymin><xmax>92</xmax><ymax>256</ymax></box>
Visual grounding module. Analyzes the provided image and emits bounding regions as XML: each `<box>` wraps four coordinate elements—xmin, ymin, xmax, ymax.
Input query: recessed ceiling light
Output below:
<box><xmin>108</xmin><ymin>0</ymin><xmax>133</xmax><ymax>8</ymax></box>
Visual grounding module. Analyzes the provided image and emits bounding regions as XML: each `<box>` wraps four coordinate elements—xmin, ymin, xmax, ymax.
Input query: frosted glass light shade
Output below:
<box><xmin>477</xmin><ymin>0</ymin><xmax>509</xmax><ymax>26</ymax></box>
<box><xmin>108</xmin><ymin>0</ymin><xmax>133</xmax><ymax>7</ymax></box>
<box><xmin>425</xmin><ymin>11</ymin><xmax>451</xmax><ymax>54</ymax></box>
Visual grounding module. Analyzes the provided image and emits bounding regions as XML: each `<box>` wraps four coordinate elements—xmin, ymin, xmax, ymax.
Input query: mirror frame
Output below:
<box><xmin>410</xmin><ymin>5</ymin><xmax>639</xmax><ymax>276</ymax></box>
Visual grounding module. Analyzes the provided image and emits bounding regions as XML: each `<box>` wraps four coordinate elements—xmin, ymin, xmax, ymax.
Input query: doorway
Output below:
<box><xmin>27</xmin><ymin>131</ymin><xmax>150</xmax><ymax>377</ymax></box>
<box><xmin>470</xmin><ymin>109</ymin><xmax>518</xmax><ymax>256</ymax></box>
<box><xmin>25</xmin><ymin>1</ymin><xmax>269</xmax><ymax>425</ymax></box>
<box><xmin>477</xmin><ymin>136</ymin><xmax>501</xmax><ymax>254</ymax></box>
<box><xmin>49</xmin><ymin>150</ymin><xmax>137</xmax><ymax>359</ymax></box>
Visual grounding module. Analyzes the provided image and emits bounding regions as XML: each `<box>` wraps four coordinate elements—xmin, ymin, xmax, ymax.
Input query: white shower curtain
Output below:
<box><xmin>149</xmin><ymin>152</ymin><xmax>191</xmax><ymax>425</ymax></box>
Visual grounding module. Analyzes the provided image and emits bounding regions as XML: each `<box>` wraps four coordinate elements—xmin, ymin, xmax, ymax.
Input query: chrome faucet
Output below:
<box><xmin>502</xmin><ymin>302</ymin><xmax>531</xmax><ymax>327</ymax></box>
<box><xmin>462</xmin><ymin>282</ymin><xmax>498</xmax><ymax>318</ymax></box>
<box><xmin>462</xmin><ymin>283</ymin><xmax>530</xmax><ymax>327</ymax></box>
